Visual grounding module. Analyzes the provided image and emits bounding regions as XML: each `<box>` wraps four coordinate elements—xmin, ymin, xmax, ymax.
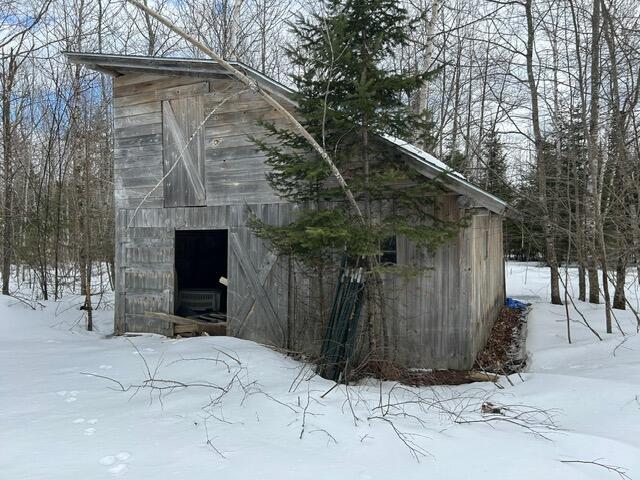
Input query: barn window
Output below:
<box><xmin>174</xmin><ymin>230</ymin><xmax>227</xmax><ymax>317</ymax></box>
<box><xmin>380</xmin><ymin>236</ymin><xmax>397</xmax><ymax>265</ymax></box>
<box><xmin>162</xmin><ymin>96</ymin><xmax>206</xmax><ymax>207</ymax></box>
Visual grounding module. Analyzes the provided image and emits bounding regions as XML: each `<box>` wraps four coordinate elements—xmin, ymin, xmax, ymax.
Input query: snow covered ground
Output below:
<box><xmin>1</xmin><ymin>262</ymin><xmax>639</xmax><ymax>479</ymax></box>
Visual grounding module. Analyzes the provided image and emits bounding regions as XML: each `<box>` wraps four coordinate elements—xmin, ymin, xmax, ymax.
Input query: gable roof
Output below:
<box><xmin>65</xmin><ymin>52</ymin><xmax>508</xmax><ymax>215</ymax></box>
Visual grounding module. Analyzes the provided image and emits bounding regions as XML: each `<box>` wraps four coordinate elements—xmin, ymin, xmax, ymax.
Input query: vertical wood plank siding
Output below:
<box><xmin>112</xmin><ymin>72</ymin><xmax>504</xmax><ymax>369</ymax></box>
<box><xmin>162</xmin><ymin>95</ymin><xmax>207</xmax><ymax>207</ymax></box>
<box><xmin>467</xmin><ymin>213</ymin><xmax>505</xmax><ymax>357</ymax></box>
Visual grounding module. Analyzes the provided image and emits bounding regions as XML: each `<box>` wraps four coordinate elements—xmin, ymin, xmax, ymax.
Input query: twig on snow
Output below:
<box><xmin>559</xmin><ymin>459</ymin><xmax>631</xmax><ymax>480</ymax></box>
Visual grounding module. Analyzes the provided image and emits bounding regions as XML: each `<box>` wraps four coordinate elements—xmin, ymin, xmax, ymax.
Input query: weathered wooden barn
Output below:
<box><xmin>66</xmin><ymin>52</ymin><xmax>508</xmax><ymax>370</ymax></box>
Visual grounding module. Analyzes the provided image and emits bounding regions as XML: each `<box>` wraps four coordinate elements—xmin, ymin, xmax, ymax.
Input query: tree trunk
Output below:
<box><xmin>601</xmin><ymin>0</ymin><xmax>629</xmax><ymax>317</ymax></box>
<box><xmin>1</xmin><ymin>66</ymin><xmax>15</xmax><ymax>296</ymax></box>
<box><xmin>613</xmin><ymin>257</ymin><xmax>626</xmax><ymax>310</ymax></box>
<box><xmin>586</xmin><ymin>0</ymin><xmax>602</xmax><ymax>305</ymax></box>
<box><xmin>524</xmin><ymin>0</ymin><xmax>562</xmax><ymax>305</ymax></box>
<box><xmin>588</xmin><ymin>263</ymin><xmax>600</xmax><ymax>304</ymax></box>
<box><xmin>578</xmin><ymin>264</ymin><xmax>586</xmax><ymax>302</ymax></box>
<box><xmin>81</xmin><ymin>134</ymin><xmax>92</xmax><ymax>331</ymax></box>
<box><xmin>414</xmin><ymin>0</ymin><xmax>441</xmax><ymax>120</ymax></box>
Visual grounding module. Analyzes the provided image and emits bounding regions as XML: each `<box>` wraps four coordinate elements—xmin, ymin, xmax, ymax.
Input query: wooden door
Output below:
<box><xmin>227</xmin><ymin>229</ymin><xmax>289</xmax><ymax>347</ymax></box>
<box><xmin>162</xmin><ymin>96</ymin><xmax>206</xmax><ymax>207</ymax></box>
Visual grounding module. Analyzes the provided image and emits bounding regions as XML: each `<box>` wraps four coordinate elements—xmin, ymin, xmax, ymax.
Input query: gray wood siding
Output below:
<box><xmin>339</xmin><ymin>198</ymin><xmax>503</xmax><ymax>370</ymax></box>
<box><xmin>113</xmin><ymin>73</ymin><xmax>292</xmax><ymax>211</ymax></box>
<box><xmin>203</xmin><ymin>86</ymin><xmax>293</xmax><ymax>206</ymax></box>
<box><xmin>283</xmin><ymin>197</ymin><xmax>503</xmax><ymax>370</ymax></box>
<box><xmin>467</xmin><ymin>213</ymin><xmax>505</xmax><ymax>357</ymax></box>
<box><xmin>383</xmin><ymin>195</ymin><xmax>471</xmax><ymax>370</ymax></box>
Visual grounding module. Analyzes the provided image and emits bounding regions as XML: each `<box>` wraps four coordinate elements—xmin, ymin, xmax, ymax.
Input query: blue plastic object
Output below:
<box><xmin>505</xmin><ymin>297</ymin><xmax>531</xmax><ymax>310</ymax></box>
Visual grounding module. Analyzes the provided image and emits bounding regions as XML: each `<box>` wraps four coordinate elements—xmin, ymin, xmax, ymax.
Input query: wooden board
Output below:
<box><xmin>145</xmin><ymin>312</ymin><xmax>227</xmax><ymax>336</ymax></box>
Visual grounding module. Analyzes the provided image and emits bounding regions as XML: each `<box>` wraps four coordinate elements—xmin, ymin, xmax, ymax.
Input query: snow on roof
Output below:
<box><xmin>380</xmin><ymin>134</ymin><xmax>508</xmax><ymax>215</ymax></box>
<box><xmin>381</xmin><ymin>134</ymin><xmax>467</xmax><ymax>180</ymax></box>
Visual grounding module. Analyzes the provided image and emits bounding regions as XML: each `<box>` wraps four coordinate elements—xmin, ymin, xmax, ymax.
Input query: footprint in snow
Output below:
<box><xmin>109</xmin><ymin>464</ymin><xmax>128</xmax><ymax>475</ymax></box>
<box><xmin>59</xmin><ymin>391</ymin><xmax>78</xmax><ymax>402</ymax></box>
<box><xmin>73</xmin><ymin>418</ymin><xmax>85</xmax><ymax>424</ymax></box>
<box><xmin>100</xmin><ymin>452</ymin><xmax>131</xmax><ymax>475</ymax></box>
<box><xmin>84</xmin><ymin>427</ymin><xmax>96</xmax><ymax>436</ymax></box>
<box><xmin>99</xmin><ymin>456</ymin><xmax>116</xmax><ymax>466</ymax></box>
<box><xmin>87</xmin><ymin>418</ymin><xmax>98</xmax><ymax>425</ymax></box>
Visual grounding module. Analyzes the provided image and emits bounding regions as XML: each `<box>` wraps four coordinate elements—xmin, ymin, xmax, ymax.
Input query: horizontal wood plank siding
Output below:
<box><xmin>112</xmin><ymin>73</ymin><xmax>292</xmax><ymax>210</ymax></box>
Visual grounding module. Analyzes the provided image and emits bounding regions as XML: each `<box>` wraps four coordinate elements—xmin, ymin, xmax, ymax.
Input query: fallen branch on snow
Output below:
<box><xmin>560</xmin><ymin>459</ymin><xmax>631</xmax><ymax>480</ymax></box>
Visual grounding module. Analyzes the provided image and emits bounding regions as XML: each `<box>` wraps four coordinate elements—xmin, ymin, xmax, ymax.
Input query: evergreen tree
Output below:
<box><xmin>249</xmin><ymin>0</ymin><xmax>462</xmax><ymax>366</ymax></box>
<box><xmin>479</xmin><ymin>129</ymin><xmax>511</xmax><ymax>202</ymax></box>
<box><xmin>444</xmin><ymin>149</ymin><xmax>467</xmax><ymax>174</ymax></box>
<box><xmin>504</xmin><ymin>109</ymin><xmax>589</xmax><ymax>263</ymax></box>
<box><xmin>251</xmin><ymin>0</ymin><xmax>458</xmax><ymax>262</ymax></box>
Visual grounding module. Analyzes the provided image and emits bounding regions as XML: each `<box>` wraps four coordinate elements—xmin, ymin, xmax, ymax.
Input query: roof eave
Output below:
<box><xmin>63</xmin><ymin>52</ymin><xmax>297</xmax><ymax>104</ymax></box>
<box><xmin>378</xmin><ymin>135</ymin><xmax>509</xmax><ymax>216</ymax></box>
<box><xmin>403</xmin><ymin>153</ymin><xmax>508</xmax><ymax>216</ymax></box>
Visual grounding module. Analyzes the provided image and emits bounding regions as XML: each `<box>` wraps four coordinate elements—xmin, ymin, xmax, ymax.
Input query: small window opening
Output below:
<box><xmin>174</xmin><ymin>230</ymin><xmax>228</xmax><ymax>318</ymax></box>
<box><xmin>380</xmin><ymin>236</ymin><xmax>397</xmax><ymax>265</ymax></box>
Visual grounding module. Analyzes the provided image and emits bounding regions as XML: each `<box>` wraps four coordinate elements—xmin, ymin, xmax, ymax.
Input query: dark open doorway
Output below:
<box><xmin>174</xmin><ymin>229</ymin><xmax>228</xmax><ymax>318</ymax></box>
